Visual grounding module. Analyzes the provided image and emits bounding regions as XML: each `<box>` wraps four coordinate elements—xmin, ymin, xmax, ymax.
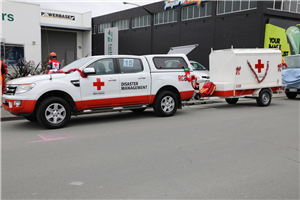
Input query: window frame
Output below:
<box><xmin>181</xmin><ymin>2</ymin><xmax>212</xmax><ymax>21</ymax></box>
<box><xmin>154</xmin><ymin>9</ymin><xmax>178</xmax><ymax>25</ymax></box>
<box><xmin>217</xmin><ymin>0</ymin><xmax>257</xmax><ymax>15</ymax></box>
<box><xmin>267</xmin><ymin>0</ymin><xmax>300</xmax><ymax>13</ymax></box>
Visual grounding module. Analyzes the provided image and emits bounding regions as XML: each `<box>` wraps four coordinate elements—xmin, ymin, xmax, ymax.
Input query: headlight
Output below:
<box><xmin>15</xmin><ymin>83</ymin><xmax>36</xmax><ymax>94</ymax></box>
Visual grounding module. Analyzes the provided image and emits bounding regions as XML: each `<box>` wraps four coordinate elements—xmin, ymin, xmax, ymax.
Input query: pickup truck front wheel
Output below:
<box><xmin>37</xmin><ymin>97</ymin><xmax>71</xmax><ymax>129</ymax></box>
<box><xmin>153</xmin><ymin>91</ymin><xmax>178</xmax><ymax>117</ymax></box>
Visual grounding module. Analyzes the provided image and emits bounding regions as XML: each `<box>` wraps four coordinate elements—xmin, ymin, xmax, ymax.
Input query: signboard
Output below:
<box><xmin>104</xmin><ymin>27</ymin><xmax>118</xmax><ymax>55</ymax></box>
<box><xmin>164</xmin><ymin>0</ymin><xmax>205</xmax><ymax>10</ymax></box>
<box><xmin>41</xmin><ymin>12</ymin><xmax>75</xmax><ymax>21</ymax></box>
<box><xmin>264</xmin><ymin>18</ymin><xmax>300</xmax><ymax>57</ymax></box>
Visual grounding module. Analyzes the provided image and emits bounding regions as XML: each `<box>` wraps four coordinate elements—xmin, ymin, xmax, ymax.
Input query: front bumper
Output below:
<box><xmin>2</xmin><ymin>95</ymin><xmax>37</xmax><ymax>116</ymax></box>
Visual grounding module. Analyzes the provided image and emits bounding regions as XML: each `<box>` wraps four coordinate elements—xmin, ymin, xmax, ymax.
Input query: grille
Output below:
<box><xmin>4</xmin><ymin>85</ymin><xmax>18</xmax><ymax>95</ymax></box>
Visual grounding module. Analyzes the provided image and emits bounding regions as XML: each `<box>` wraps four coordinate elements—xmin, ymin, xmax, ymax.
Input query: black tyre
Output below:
<box><xmin>286</xmin><ymin>92</ymin><xmax>297</xmax><ymax>99</ymax></box>
<box><xmin>37</xmin><ymin>97</ymin><xmax>71</xmax><ymax>129</ymax></box>
<box><xmin>131</xmin><ymin>108</ymin><xmax>146</xmax><ymax>113</ymax></box>
<box><xmin>153</xmin><ymin>91</ymin><xmax>178</xmax><ymax>117</ymax></box>
<box><xmin>194</xmin><ymin>93</ymin><xmax>201</xmax><ymax>100</ymax></box>
<box><xmin>24</xmin><ymin>115</ymin><xmax>38</xmax><ymax>122</ymax></box>
<box><xmin>256</xmin><ymin>89</ymin><xmax>272</xmax><ymax>107</ymax></box>
<box><xmin>225</xmin><ymin>98</ymin><xmax>239</xmax><ymax>104</ymax></box>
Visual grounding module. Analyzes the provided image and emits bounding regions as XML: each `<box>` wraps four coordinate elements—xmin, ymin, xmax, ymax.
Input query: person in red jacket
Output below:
<box><xmin>0</xmin><ymin>59</ymin><xmax>8</xmax><ymax>94</ymax></box>
<box><xmin>45</xmin><ymin>52</ymin><xmax>62</xmax><ymax>74</ymax></box>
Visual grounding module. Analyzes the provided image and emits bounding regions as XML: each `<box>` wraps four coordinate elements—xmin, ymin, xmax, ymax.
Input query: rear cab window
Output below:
<box><xmin>153</xmin><ymin>57</ymin><xmax>188</xmax><ymax>69</ymax></box>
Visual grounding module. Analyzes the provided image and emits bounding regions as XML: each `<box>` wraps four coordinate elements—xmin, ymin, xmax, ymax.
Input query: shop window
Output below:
<box><xmin>154</xmin><ymin>9</ymin><xmax>177</xmax><ymax>25</ymax></box>
<box><xmin>113</xmin><ymin>19</ymin><xmax>129</xmax><ymax>30</ymax></box>
<box><xmin>181</xmin><ymin>2</ymin><xmax>212</xmax><ymax>21</ymax></box>
<box><xmin>1</xmin><ymin>44</ymin><xmax>24</xmax><ymax>66</ymax></box>
<box><xmin>268</xmin><ymin>0</ymin><xmax>300</xmax><ymax>13</ymax></box>
<box><xmin>217</xmin><ymin>0</ymin><xmax>257</xmax><ymax>14</ymax></box>
<box><xmin>98</xmin><ymin>22</ymin><xmax>111</xmax><ymax>34</ymax></box>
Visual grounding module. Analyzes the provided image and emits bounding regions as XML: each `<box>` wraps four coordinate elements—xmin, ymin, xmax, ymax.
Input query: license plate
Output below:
<box><xmin>289</xmin><ymin>88</ymin><xmax>297</xmax><ymax>92</ymax></box>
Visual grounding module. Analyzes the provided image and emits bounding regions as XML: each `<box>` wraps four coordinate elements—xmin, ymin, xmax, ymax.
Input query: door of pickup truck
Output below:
<box><xmin>79</xmin><ymin>58</ymin><xmax>120</xmax><ymax>109</ymax></box>
<box><xmin>117</xmin><ymin>57</ymin><xmax>151</xmax><ymax>105</ymax></box>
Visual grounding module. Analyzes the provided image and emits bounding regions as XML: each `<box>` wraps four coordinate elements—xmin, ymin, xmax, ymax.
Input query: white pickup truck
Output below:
<box><xmin>2</xmin><ymin>54</ymin><xmax>195</xmax><ymax>129</ymax></box>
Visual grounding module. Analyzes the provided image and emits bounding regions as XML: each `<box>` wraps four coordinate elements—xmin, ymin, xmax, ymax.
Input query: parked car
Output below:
<box><xmin>189</xmin><ymin>60</ymin><xmax>210</xmax><ymax>87</ymax></box>
<box><xmin>282</xmin><ymin>55</ymin><xmax>300</xmax><ymax>99</ymax></box>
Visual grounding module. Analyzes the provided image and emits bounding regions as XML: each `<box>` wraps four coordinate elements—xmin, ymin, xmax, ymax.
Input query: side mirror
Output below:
<box><xmin>83</xmin><ymin>68</ymin><xmax>96</xmax><ymax>76</ymax></box>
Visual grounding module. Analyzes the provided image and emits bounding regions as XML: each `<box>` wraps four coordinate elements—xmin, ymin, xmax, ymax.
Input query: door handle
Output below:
<box><xmin>138</xmin><ymin>76</ymin><xmax>146</xmax><ymax>79</ymax></box>
<box><xmin>109</xmin><ymin>78</ymin><xmax>117</xmax><ymax>81</ymax></box>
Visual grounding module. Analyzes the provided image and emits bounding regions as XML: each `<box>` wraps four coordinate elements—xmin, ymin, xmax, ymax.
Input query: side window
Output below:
<box><xmin>118</xmin><ymin>58</ymin><xmax>143</xmax><ymax>73</ymax></box>
<box><xmin>153</xmin><ymin>57</ymin><xmax>188</xmax><ymax>69</ymax></box>
<box><xmin>86</xmin><ymin>58</ymin><xmax>115</xmax><ymax>75</ymax></box>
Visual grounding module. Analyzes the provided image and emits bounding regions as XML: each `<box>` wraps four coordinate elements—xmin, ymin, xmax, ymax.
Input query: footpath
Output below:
<box><xmin>0</xmin><ymin>93</ymin><xmax>286</xmax><ymax>122</ymax></box>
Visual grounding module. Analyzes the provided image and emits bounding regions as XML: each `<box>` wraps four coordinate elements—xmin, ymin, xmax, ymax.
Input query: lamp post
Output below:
<box><xmin>123</xmin><ymin>2</ymin><xmax>154</xmax><ymax>54</ymax></box>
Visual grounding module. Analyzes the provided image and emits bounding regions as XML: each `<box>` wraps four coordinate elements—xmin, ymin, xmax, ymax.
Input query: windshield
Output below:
<box><xmin>283</xmin><ymin>55</ymin><xmax>300</xmax><ymax>70</ymax></box>
<box><xmin>190</xmin><ymin>62</ymin><xmax>207</xmax><ymax>70</ymax></box>
<box><xmin>60</xmin><ymin>57</ymin><xmax>94</xmax><ymax>72</ymax></box>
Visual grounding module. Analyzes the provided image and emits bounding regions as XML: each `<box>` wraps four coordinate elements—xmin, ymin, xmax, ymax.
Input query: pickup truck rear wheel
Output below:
<box><xmin>37</xmin><ymin>97</ymin><xmax>71</xmax><ymax>129</ymax></box>
<box><xmin>153</xmin><ymin>91</ymin><xmax>178</xmax><ymax>117</ymax></box>
<box><xmin>256</xmin><ymin>89</ymin><xmax>272</xmax><ymax>107</ymax></box>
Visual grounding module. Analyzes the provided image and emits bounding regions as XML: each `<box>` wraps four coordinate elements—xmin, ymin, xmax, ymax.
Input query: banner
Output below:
<box><xmin>104</xmin><ymin>27</ymin><xmax>118</xmax><ymax>55</ymax></box>
<box><xmin>264</xmin><ymin>18</ymin><xmax>300</xmax><ymax>57</ymax></box>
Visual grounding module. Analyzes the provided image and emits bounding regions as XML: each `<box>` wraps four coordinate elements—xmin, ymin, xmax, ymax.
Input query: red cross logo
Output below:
<box><xmin>255</xmin><ymin>59</ymin><xmax>264</xmax><ymax>73</ymax></box>
<box><xmin>236</xmin><ymin>66</ymin><xmax>241</xmax><ymax>75</ymax></box>
<box><xmin>54</xmin><ymin>63</ymin><xmax>58</xmax><ymax>67</ymax></box>
<box><xmin>93</xmin><ymin>78</ymin><xmax>105</xmax><ymax>90</ymax></box>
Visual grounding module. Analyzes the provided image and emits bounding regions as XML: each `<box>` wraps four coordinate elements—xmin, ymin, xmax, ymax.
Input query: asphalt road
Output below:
<box><xmin>1</xmin><ymin>96</ymin><xmax>299</xmax><ymax>199</ymax></box>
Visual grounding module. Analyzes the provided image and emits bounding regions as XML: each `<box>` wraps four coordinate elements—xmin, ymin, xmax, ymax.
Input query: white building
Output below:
<box><xmin>1</xmin><ymin>0</ymin><xmax>91</xmax><ymax>67</ymax></box>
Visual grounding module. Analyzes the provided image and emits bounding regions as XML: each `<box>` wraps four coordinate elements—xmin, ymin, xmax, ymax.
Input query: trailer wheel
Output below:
<box><xmin>256</xmin><ymin>89</ymin><xmax>272</xmax><ymax>107</ymax></box>
<box><xmin>153</xmin><ymin>91</ymin><xmax>178</xmax><ymax>117</ymax></box>
<box><xmin>286</xmin><ymin>92</ymin><xmax>297</xmax><ymax>99</ymax></box>
<box><xmin>194</xmin><ymin>93</ymin><xmax>201</xmax><ymax>100</ymax></box>
<box><xmin>225</xmin><ymin>98</ymin><xmax>239</xmax><ymax>104</ymax></box>
<box><xmin>37</xmin><ymin>97</ymin><xmax>71</xmax><ymax>129</ymax></box>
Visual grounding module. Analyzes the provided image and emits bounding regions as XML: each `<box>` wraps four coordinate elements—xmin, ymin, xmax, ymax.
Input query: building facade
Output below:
<box><xmin>92</xmin><ymin>0</ymin><xmax>300</xmax><ymax>69</ymax></box>
<box><xmin>1</xmin><ymin>1</ymin><xmax>92</xmax><ymax>67</ymax></box>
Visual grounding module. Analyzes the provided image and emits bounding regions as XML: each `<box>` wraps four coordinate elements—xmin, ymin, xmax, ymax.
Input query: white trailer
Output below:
<box><xmin>207</xmin><ymin>48</ymin><xmax>282</xmax><ymax>106</ymax></box>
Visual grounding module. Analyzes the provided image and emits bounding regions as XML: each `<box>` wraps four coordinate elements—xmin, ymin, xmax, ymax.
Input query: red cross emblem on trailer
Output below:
<box><xmin>93</xmin><ymin>78</ymin><xmax>105</xmax><ymax>90</ymax></box>
<box><xmin>255</xmin><ymin>59</ymin><xmax>264</xmax><ymax>73</ymax></box>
